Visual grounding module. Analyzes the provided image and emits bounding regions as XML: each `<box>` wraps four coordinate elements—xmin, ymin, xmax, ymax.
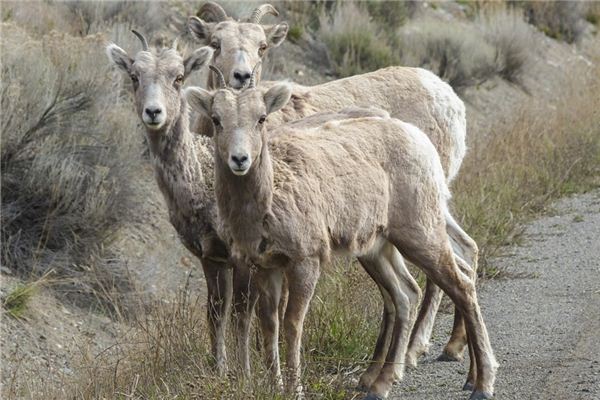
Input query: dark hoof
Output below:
<box><xmin>363</xmin><ymin>393</ymin><xmax>385</xmax><ymax>400</ymax></box>
<box><xmin>462</xmin><ymin>381</ymin><xmax>475</xmax><ymax>391</ymax></box>
<box><xmin>469</xmin><ymin>391</ymin><xmax>494</xmax><ymax>400</ymax></box>
<box><xmin>437</xmin><ymin>352</ymin><xmax>462</xmax><ymax>362</ymax></box>
<box><xmin>356</xmin><ymin>384</ymin><xmax>369</xmax><ymax>393</ymax></box>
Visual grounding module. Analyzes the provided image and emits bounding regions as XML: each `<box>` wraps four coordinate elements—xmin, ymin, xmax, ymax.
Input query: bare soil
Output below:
<box><xmin>392</xmin><ymin>189</ymin><xmax>600</xmax><ymax>400</ymax></box>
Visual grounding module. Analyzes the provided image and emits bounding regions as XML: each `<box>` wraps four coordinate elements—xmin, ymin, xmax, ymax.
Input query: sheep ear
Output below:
<box><xmin>185</xmin><ymin>87</ymin><xmax>214</xmax><ymax>117</ymax></box>
<box><xmin>188</xmin><ymin>16</ymin><xmax>215</xmax><ymax>43</ymax></box>
<box><xmin>264</xmin><ymin>83</ymin><xmax>292</xmax><ymax>115</ymax></box>
<box><xmin>265</xmin><ymin>22</ymin><xmax>288</xmax><ymax>47</ymax></box>
<box><xmin>106</xmin><ymin>44</ymin><xmax>133</xmax><ymax>73</ymax></box>
<box><xmin>184</xmin><ymin>46</ymin><xmax>214</xmax><ymax>78</ymax></box>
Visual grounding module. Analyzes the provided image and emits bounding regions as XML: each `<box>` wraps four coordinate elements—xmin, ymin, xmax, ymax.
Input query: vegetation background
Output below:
<box><xmin>1</xmin><ymin>1</ymin><xmax>599</xmax><ymax>399</ymax></box>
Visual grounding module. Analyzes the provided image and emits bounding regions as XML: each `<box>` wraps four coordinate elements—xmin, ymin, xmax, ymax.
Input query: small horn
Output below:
<box><xmin>131</xmin><ymin>29</ymin><xmax>149</xmax><ymax>51</ymax></box>
<box><xmin>247</xmin><ymin>4</ymin><xmax>279</xmax><ymax>24</ymax></box>
<box><xmin>246</xmin><ymin>61</ymin><xmax>262</xmax><ymax>89</ymax></box>
<box><xmin>209</xmin><ymin>65</ymin><xmax>227</xmax><ymax>89</ymax></box>
<box><xmin>198</xmin><ymin>1</ymin><xmax>228</xmax><ymax>22</ymax></box>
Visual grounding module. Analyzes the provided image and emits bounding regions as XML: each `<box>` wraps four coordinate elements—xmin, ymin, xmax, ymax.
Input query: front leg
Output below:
<box><xmin>254</xmin><ymin>267</ymin><xmax>284</xmax><ymax>390</ymax></box>
<box><xmin>232</xmin><ymin>261</ymin><xmax>258</xmax><ymax>376</ymax></box>
<box><xmin>283</xmin><ymin>258</ymin><xmax>320</xmax><ymax>396</ymax></box>
<box><xmin>201</xmin><ymin>258</ymin><xmax>233</xmax><ymax>375</ymax></box>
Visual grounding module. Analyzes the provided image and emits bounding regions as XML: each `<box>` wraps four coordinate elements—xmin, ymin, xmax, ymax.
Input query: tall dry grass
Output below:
<box><xmin>0</xmin><ymin>24</ymin><xmax>143</xmax><ymax>313</ymax></box>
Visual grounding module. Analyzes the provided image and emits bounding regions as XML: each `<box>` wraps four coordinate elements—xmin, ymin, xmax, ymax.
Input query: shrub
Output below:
<box><xmin>479</xmin><ymin>8</ymin><xmax>532</xmax><ymax>85</ymax></box>
<box><xmin>453</xmin><ymin>63</ymin><xmax>600</xmax><ymax>270</ymax></box>
<box><xmin>399</xmin><ymin>18</ymin><xmax>497</xmax><ymax>91</ymax></box>
<box><xmin>518</xmin><ymin>1</ymin><xmax>588</xmax><ymax>43</ymax></box>
<box><xmin>0</xmin><ymin>24</ymin><xmax>143</xmax><ymax>312</ymax></box>
<box><xmin>318</xmin><ymin>1</ymin><xmax>400</xmax><ymax>77</ymax></box>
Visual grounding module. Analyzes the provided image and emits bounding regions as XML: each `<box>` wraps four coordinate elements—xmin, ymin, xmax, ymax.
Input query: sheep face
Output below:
<box><xmin>189</xmin><ymin>17</ymin><xmax>288</xmax><ymax>89</ymax></box>
<box><xmin>106</xmin><ymin>40</ymin><xmax>213</xmax><ymax>132</ymax></box>
<box><xmin>185</xmin><ymin>84</ymin><xmax>292</xmax><ymax>175</ymax></box>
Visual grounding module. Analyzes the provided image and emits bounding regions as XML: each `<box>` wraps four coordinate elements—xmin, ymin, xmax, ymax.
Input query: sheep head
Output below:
<box><xmin>186</xmin><ymin>66</ymin><xmax>291</xmax><ymax>175</ymax></box>
<box><xmin>106</xmin><ymin>30</ymin><xmax>213</xmax><ymax>132</ymax></box>
<box><xmin>188</xmin><ymin>2</ymin><xmax>288</xmax><ymax>89</ymax></box>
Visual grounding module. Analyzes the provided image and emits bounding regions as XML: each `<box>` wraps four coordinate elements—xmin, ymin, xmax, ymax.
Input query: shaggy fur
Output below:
<box><xmin>106</xmin><ymin>41</ymin><xmax>247</xmax><ymax>375</ymax></box>
<box><xmin>187</xmin><ymin>85</ymin><xmax>497</xmax><ymax>399</ymax></box>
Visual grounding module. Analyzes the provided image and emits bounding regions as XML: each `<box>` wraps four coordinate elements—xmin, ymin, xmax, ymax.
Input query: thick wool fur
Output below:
<box><xmin>106</xmin><ymin>43</ymin><xmax>240</xmax><ymax>374</ymax></box>
<box><xmin>194</xmin><ymin>85</ymin><xmax>496</xmax><ymax>398</ymax></box>
<box><xmin>216</xmin><ymin>111</ymin><xmax>450</xmax><ymax>269</ymax></box>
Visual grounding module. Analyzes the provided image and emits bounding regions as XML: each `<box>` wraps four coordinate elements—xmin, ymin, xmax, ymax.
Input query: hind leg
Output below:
<box><xmin>361</xmin><ymin>242</ymin><xmax>420</xmax><ymax>399</ymax></box>
<box><xmin>394</xmin><ymin>232</ymin><xmax>496</xmax><ymax>398</ymax></box>
<box><xmin>441</xmin><ymin>210</ymin><xmax>479</xmax><ymax>362</ymax></box>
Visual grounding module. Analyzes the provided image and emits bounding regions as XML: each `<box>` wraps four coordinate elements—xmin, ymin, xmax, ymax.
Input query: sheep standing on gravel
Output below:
<box><xmin>185</xmin><ymin>70</ymin><xmax>497</xmax><ymax>400</ymax></box>
<box><xmin>188</xmin><ymin>2</ymin><xmax>478</xmax><ymax>367</ymax></box>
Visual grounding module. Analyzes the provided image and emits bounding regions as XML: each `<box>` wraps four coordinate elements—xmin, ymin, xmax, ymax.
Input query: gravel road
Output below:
<box><xmin>391</xmin><ymin>190</ymin><xmax>600</xmax><ymax>400</ymax></box>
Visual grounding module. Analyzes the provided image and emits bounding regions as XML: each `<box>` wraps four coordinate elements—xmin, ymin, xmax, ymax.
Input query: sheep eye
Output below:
<box><xmin>258</xmin><ymin>115</ymin><xmax>266</xmax><ymax>124</ymax></box>
<box><xmin>258</xmin><ymin>43</ymin><xmax>267</xmax><ymax>56</ymax></box>
<box><xmin>210</xmin><ymin>41</ymin><xmax>220</xmax><ymax>50</ymax></box>
<box><xmin>174</xmin><ymin>74</ymin><xmax>184</xmax><ymax>85</ymax></box>
<box><xmin>211</xmin><ymin>116</ymin><xmax>221</xmax><ymax>127</ymax></box>
<box><xmin>130</xmin><ymin>74</ymin><xmax>138</xmax><ymax>83</ymax></box>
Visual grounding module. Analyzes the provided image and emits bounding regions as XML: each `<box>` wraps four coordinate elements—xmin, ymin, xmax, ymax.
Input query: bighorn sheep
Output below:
<box><xmin>105</xmin><ymin>34</ymin><xmax>245</xmax><ymax>374</ymax></box>
<box><xmin>185</xmin><ymin>77</ymin><xmax>497</xmax><ymax>400</ymax></box>
<box><xmin>188</xmin><ymin>2</ymin><xmax>477</xmax><ymax>366</ymax></box>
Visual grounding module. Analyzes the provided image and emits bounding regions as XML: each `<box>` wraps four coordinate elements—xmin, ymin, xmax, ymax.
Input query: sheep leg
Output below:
<box><xmin>440</xmin><ymin>210</ymin><xmax>479</xmax><ymax>361</ymax></box>
<box><xmin>405</xmin><ymin>278</ymin><xmax>444</xmax><ymax>367</ymax></box>
<box><xmin>201</xmin><ymin>258</ymin><xmax>233</xmax><ymax>375</ymax></box>
<box><xmin>363</xmin><ymin>242</ymin><xmax>419</xmax><ymax>399</ymax></box>
<box><xmin>255</xmin><ymin>267</ymin><xmax>284</xmax><ymax>390</ymax></box>
<box><xmin>398</xmin><ymin>237</ymin><xmax>496</xmax><ymax>398</ymax></box>
<box><xmin>356</xmin><ymin>260</ymin><xmax>395</xmax><ymax>392</ymax></box>
<box><xmin>232</xmin><ymin>261</ymin><xmax>258</xmax><ymax>376</ymax></box>
<box><xmin>283</xmin><ymin>258</ymin><xmax>320</xmax><ymax>396</ymax></box>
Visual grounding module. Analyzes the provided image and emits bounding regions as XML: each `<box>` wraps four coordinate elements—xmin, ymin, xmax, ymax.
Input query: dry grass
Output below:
<box><xmin>452</xmin><ymin>64</ymin><xmax>600</xmax><ymax>272</ymax></box>
<box><xmin>0</xmin><ymin>24</ymin><xmax>143</xmax><ymax>313</ymax></box>
<box><xmin>516</xmin><ymin>1</ymin><xmax>589</xmax><ymax>43</ymax></box>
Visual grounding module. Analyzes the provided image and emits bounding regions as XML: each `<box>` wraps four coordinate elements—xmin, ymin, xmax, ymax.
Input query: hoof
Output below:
<box><xmin>356</xmin><ymin>383</ymin><xmax>370</xmax><ymax>393</ymax></box>
<box><xmin>363</xmin><ymin>393</ymin><xmax>385</xmax><ymax>400</ymax></box>
<box><xmin>469</xmin><ymin>391</ymin><xmax>494</xmax><ymax>400</ymax></box>
<box><xmin>462</xmin><ymin>381</ymin><xmax>475</xmax><ymax>391</ymax></box>
<box><xmin>437</xmin><ymin>352</ymin><xmax>463</xmax><ymax>362</ymax></box>
<box><xmin>405</xmin><ymin>353</ymin><xmax>418</xmax><ymax>369</ymax></box>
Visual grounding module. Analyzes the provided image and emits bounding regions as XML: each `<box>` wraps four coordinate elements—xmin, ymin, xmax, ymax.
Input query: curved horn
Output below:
<box><xmin>247</xmin><ymin>4</ymin><xmax>279</xmax><ymax>24</ymax></box>
<box><xmin>131</xmin><ymin>29</ymin><xmax>149</xmax><ymax>51</ymax></box>
<box><xmin>198</xmin><ymin>1</ymin><xmax>228</xmax><ymax>22</ymax></box>
<box><xmin>209</xmin><ymin>65</ymin><xmax>227</xmax><ymax>88</ymax></box>
<box><xmin>247</xmin><ymin>61</ymin><xmax>262</xmax><ymax>89</ymax></box>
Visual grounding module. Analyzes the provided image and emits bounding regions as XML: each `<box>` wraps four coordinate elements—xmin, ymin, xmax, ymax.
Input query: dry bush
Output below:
<box><xmin>318</xmin><ymin>1</ymin><xmax>400</xmax><ymax>77</ymax></box>
<box><xmin>399</xmin><ymin>18</ymin><xmax>497</xmax><ymax>91</ymax></box>
<box><xmin>453</xmin><ymin>64</ymin><xmax>600</xmax><ymax>271</ymax></box>
<box><xmin>479</xmin><ymin>7</ymin><xmax>532</xmax><ymax>85</ymax></box>
<box><xmin>517</xmin><ymin>1</ymin><xmax>588</xmax><ymax>43</ymax></box>
<box><xmin>0</xmin><ymin>24</ymin><xmax>143</xmax><ymax>312</ymax></box>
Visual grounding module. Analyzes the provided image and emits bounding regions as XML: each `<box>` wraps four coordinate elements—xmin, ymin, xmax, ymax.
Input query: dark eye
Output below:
<box><xmin>130</xmin><ymin>74</ymin><xmax>138</xmax><ymax>83</ymax></box>
<box><xmin>210</xmin><ymin>41</ymin><xmax>220</xmax><ymax>50</ymax></box>
<box><xmin>174</xmin><ymin>74</ymin><xmax>184</xmax><ymax>86</ymax></box>
<box><xmin>211</xmin><ymin>116</ymin><xmax>221</xmax><ymax>127</ymax></box>
<box><xmin>258</xmin><ymin>43</ymin><xmax>267</xmax><ymax>56</ymax></box>
<box><xmin>258</xmin><ymin>115</ymin><xmax>266</xmax><ymax>124</ymax></box>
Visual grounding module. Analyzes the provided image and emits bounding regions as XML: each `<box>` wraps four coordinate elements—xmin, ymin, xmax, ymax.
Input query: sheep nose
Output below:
<box><xmin>145</xmin><ymin>107</ymin><xmax>162</xmax><ymax>120</ymax></box>
<box><xmin>231</xmin><ymin>154</ymin><xmax>248</xmax><ymax>167</ymax></box>
<box><xmin>233</xmin><ymin>70</ymin><xmax>251</xmax><ymax>85</ymax></box>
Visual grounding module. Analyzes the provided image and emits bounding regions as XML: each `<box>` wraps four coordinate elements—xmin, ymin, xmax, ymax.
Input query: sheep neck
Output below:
<box><xmin>215</xmin><ymin>135</ymin><xmax>272</xmax><ymax>257</ymax></box>
<box><xmin>144</xmin><ymin>98</ymin><xmax>209</xmax><ymax>221</ymax></box>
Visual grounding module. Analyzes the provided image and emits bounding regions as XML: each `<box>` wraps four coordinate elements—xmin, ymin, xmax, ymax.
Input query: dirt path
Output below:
<box><xmin>392</xmin><ymin>190</ymin><xmax>600</xmax><ymax>400</ymax></box>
